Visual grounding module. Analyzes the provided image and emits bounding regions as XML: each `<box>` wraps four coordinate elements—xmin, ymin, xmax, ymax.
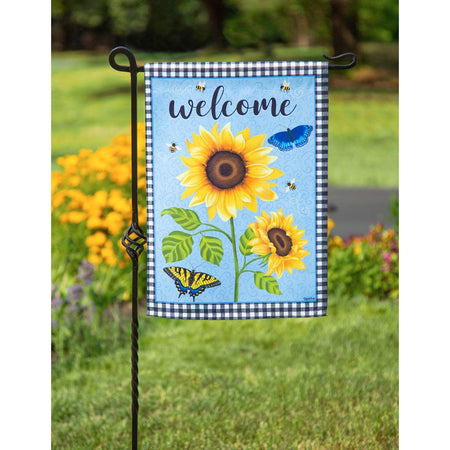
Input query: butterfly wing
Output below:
<box><xmin>188</xmin><ymin>271</ymin><xmax>221</xmax><ymax>299</ymax></box>
<box><xmin>164</xmin><ymin>267</ymin><xmax>191</xmax><ymax>297</ymax></box>
<box><xmin>290</xmin><ymin>125</ymin><xmax>313</xmax><ymax>148</ymax></box>
<box><xmin>268</xmin><ymin>131</ymin><xmax>294</xmax><ymax>151</ymax></box>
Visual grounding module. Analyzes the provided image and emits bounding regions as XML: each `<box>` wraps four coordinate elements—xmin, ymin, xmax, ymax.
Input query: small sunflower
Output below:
<box><xmin>177</xmin><ymin>123</ymin><xmax>283</xmax><ymax>221</ymax></box>
<box><xmin>248</xmin><ymin>209</ymin><xmax>309</xmax><ymax>278</ymax></box>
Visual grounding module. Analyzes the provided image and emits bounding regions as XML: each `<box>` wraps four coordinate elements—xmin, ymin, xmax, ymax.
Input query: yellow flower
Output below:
<box><xmin>88</xmin><ymin>253</ymin><xmax>102</xmax><ymax>265</ymax></box>
<box><xmin>353</xmin><ymin>244</ymin><xmax>362</xmax><ymax>255</ymax></box>
<box><xmin>109</xmin><ymin>194</ymin><xmax>130</xmax><ymax>216</ymax></box>
<box><xmin>104</xmin><ymin>211</ymin><xmax>124</xmax><ymax>235</ymax></box>
<box><xmin>51</xmin><ymin>172</ymin><xmax>64</xmax><ymax>194</ymax></box>
<box><xmin>327</xmin><ymin>218</ymin><xmax>335</xmax><ymax>237</ymax></box>
<box><xmin>138</xmin><ymin>207</ymin><xmax>147</xmax><ymax>226</ymax></box>
<box><xmin>78</xmin><ymin>149</ymin><xmax>93</xmax><ymax>159</ymax></box>
<box><xmin>86</xmin><ymin>216</ymin><xmax>105</xmax><ymax>229</ymax></box>
<box><xmin>92</xmin><ymin>191</ymin><xmax>108</xmax><ymax>209</ymax></box>
<box><xmin>110</xmin><ymin>164</ymin><xmax>130</xmax><ymax>186</ymax></box>
<box><xmin>248</xmin><ymin>209</ymin><xmax>309</xmax><ymax>278</ymax></box>
<box><xmin>52</xmin><ymin>190</ymin><xmax>67</xmax><ymax>208</ymax></box>
<box><xmin>66</xmin><ymin>189</ymin><xmax>86</xmax><ymax>210</ymax></box>
<box><xmin>68</xmin><ymin>199</ymin><xmax>82</xmax><ymax>209</ymax></box>
<box><xmin>65</xmin><ymin>211</ymin><xmax>87</xmax><ymax>223</ymax></box>
<box><xmin>56</xmin><ymin>154</ymin><xmax>79</xmax><ymax>174</ymax></box>
<box><xmin>178</xmin><ymin>123</ymin><xmax>283</xmax><ymax>221</ymax></box>
<box><xmin>67</xmin><ymin>175</ymin><xmax>81</xmax><ymax>187</ymax></box>
<box><xmin>138</xmin><ymin>176</ymin><xmax>146</xmax><ymax>189</ymax></box>
<box><xmin>101</xmin><ymin>242</ymin><xmax>117</xmax><ymax>266</ymax></box>
<box><xmin>86</xmin><ymin>231</ymin><xmax>108</xmax><ymax>248</ymax></box>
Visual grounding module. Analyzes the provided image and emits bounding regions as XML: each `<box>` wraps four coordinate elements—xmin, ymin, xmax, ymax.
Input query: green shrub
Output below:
<box><xmin>328</xmin><ymin>222</ymin><xmax>398</xmax><ymax>300</ymax></box>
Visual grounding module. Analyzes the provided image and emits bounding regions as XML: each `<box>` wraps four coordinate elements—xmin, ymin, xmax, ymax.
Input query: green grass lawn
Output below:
<box><xmin>52</xmin><ymin>296</ymin><xmax>398</xmax><ymax>449</ymax></box>
<box><xmin>52</xmin><ymin>48</ymin><xmax>398</xmax><ymax>187</ymax></box>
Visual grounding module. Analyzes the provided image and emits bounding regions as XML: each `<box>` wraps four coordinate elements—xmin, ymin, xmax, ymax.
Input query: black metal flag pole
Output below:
<box><xmin>109</xmin><ymin>47</ymin><xmax>146</xmax><ymax>450</ymax></box>
<box><xmin>108</xmin><ymin>45</ymin><xmax>356</xmax><ymax>450</ymax></box>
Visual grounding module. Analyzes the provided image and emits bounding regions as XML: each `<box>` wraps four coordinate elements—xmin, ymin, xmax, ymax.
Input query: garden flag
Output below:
<box><xmin>144</xmin><ymin>61</ymin><xmax>328</xmax><ymax>319</ymax></box>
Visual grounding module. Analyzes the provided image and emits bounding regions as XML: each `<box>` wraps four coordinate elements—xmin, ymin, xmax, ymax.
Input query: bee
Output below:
<box><xmin>196</xmin><ymin>81</ymin><xmax>206</xmax><ymax>91</ymax></box>
<box><xmin>166</xmin><ymin>142</ymin><xmax>181</xmax><ymax>153</ymax></box>
<box><xmin>285</xmin><ymin>178</ymin><xmax>296</xmax><ymax>192</ymax></box>
<box><xmin>280</xmin><ymin>80</ymin><xmax>290</xmax><ymax>92</ymax></box>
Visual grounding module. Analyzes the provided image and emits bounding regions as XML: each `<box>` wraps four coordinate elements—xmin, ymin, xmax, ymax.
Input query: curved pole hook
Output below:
<box><xmin>109</xmin><ymin>46</ymin><xmax>139</xmax><ymax>74</ymax></box>
<box><xmin>323</xmin><ymin>52</ymin><xmax>358</xmax><ymax>70</ymax></box>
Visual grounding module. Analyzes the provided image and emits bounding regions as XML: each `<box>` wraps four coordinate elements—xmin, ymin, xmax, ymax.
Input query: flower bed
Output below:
<box><xmin>328</xmin><ymin>219</ymin><xmax>399</xmax><ymax>300</ymax></box>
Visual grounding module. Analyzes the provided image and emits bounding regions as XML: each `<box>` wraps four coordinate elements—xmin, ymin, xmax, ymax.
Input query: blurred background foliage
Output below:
<box><xmin>52</xmin><ymin>0</ymin><xmax>398</xmax><ymax>56</ymax></box>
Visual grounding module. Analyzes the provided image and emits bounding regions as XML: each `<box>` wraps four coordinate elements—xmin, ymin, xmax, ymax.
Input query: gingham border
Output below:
<box><xmin>144</xmin><ymin>61</ymin><xmax>328</xmax><ymax>319</ymax></box>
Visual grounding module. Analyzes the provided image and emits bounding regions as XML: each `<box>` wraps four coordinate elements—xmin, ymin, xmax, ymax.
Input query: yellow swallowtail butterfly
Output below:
<box><xmin>163</xmin><ymin>267</ymin><xmax>221</xmax><ymax>301</ymax></box>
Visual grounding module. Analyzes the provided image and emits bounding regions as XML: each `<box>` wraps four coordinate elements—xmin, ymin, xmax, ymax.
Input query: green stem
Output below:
<box><xmin>239</xmin><ymin>255</ymin><xmax>266</xmax><ymax>274</ymax></box>
<box><xmin>239</xmin><ymin>269</ymin><xmax>258</xmax><ymax>275</ymax></box>
<box><xmin>200</xmin><ymin>223</ymin><xmax>233</xmax><ymax>243</ymax></box>
<box><xmin>191</xmin><ymin>228</ymin><xmax>224</xmax><ymax>237</ymax></box>
<box><xmin>230</xmin><ymin>217</ymin><xmax>240</xmax><ymax>302</ymax></box>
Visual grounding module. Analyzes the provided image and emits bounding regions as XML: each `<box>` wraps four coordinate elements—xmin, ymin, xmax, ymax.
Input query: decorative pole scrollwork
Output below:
<box><xmin>323</xmin><ymin>52</ymin><xmax>358</xmax><ymax>69</ymax></box>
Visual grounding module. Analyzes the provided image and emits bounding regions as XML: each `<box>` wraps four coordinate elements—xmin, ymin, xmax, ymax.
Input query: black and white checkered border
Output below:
<box><xmin>144</xmin><ymin>61</ymin><xmax>327</xmax><ymax>78</ymax></box>
<box><xmin>144</xmin><ymin>61</ymin><xmax>328</xmax><ymax>320</ymax></box>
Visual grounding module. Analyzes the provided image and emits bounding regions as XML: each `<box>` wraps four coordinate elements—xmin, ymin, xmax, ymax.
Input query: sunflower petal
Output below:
<box><xmin>189</xmin><ymin>186</ymin><xmax>208</xmax><ymax>206</ymax></box>
<box><xmin>266</xmin><ymin>167</ymin><xmax>284</xmax><ymax>180</ymax></box>
<box><xmin>180</xmin><ymin>185</ymin><xmax>198</xmax><ymax>200</ymax></box>
<box><xmin>199</xmin><ymin>125</ymin><xmax>219</xmax><ymax>150</ymax></box>
<box><xmin>216</xmin><ymin>194</ymin><xmax>232</xmax><ymax>221</ymax></box>
<box><xmin>233</xmin><ymin>134</ymin><xmax>246</xmax><ymax>153</ymax></box>
<box><xmin>223</xmin><ymin>191</ymin><xmax>238</xmax><ymax>217</ymax></box>
<box><xmin>245</xmin><ymin>134</ymin><xmax>266</xmax><ymax>151</ymax></box>
<box><xmin>254</xmin><ymin>185</ymin><xmax>278</xmax><ymax>201</ymax></box>
<box><xmin>275</xmin><ymin>264</ymin><xmax>284</xmax><ymax>279</ymax></box>
<box><xmin>207</xmin><ymin>203</ymin><xmax>217</xmax><ymax>221</ymax></box>
<box><xmin>236</xmin><ymin>127</ymin><xmax>251</xmax><ymax>141</ymax></box>
<box><xmin>282</xmin><ymin>214</ymin><xmax>294</xmax><ymax>229</ymax></box>
<box><xmin>267</xmin><ymin>254</ymin><xmax>280</xmax><ymax>276</ymax></box>
<box><xmin>180</xmin><ymin>154</ymin><xmax>203</xmax><ymax>168</ymax></box>
<box><xmin>219</xmin><ymin>123</ymin><xmax>234</xmax><ymax>150</ymax></box>
<box><xmin>247</xmin><ymin>164</ymin><xmax>273</xmax><ymax>178</ymax></box>
<box><xmin>210</xmin><ymin>123</ymin><xmax>220</xmax><ymax>139</ymax></box>
<box><xmin>205</xmin><ymin>188</ymin><xmax>219</xmax><ymax>207</ymax></box>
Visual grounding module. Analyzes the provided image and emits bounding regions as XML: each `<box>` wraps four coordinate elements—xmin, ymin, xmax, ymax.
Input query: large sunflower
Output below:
<box><xmin>177</xmin><ymin>123</ymin><xmax>283</xmax><ymax>221</ymax></box>
<box><xmin>248</xmin><ymin>209</ymin><xmax>309</xmax><ymax>278</ymax></box>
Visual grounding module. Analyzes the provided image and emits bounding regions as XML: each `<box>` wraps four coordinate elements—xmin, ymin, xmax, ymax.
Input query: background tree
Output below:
<box><xmin>51</xmin><ymin>0</ymin><xmax>398</xmax><ymax>52</ymax></box>
<box><xmin>330</xmin><ymin>0</ymin><xmax>359</xmax><ymax>55</ymax></box>
<box><xmin>200</xmin><ymin>0</ymin><xmax>228</xmax><ymax>49</ymax></box>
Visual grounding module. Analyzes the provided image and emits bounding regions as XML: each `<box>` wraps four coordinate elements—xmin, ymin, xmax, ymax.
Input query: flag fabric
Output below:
<box><xmin>144</xmin><ymin>61</ymin><xmax>328</xmax><ymax>320</ymax></box>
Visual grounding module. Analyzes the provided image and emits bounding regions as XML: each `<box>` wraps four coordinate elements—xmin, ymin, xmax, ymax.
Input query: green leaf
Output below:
<box><xmin>253</xmin><ymin>271</ymin><xmax>282</xmax><ymax>295</ymax></box>
<box><xmin>161</xmin><ymin>231</ymin><xmax>193</xmax><ymax>262</ymax></box>
<box><xmin>239</xmin><ymin>227</ymin><xmax>256</xmax><ymax>256</ymax></box>
<box><xmin>161</xmin><ymin>207</ymin><xmax>201</xmax><ymax>231</ymax></box>
<box><xmin>199</xmin><ymin>235</ymin><xmax>224</xmax><ymax>266</ymax></box>
<box><xmin>259</xmin><ymin>253</ymin><xmax>271</xmax><ymax>267</ymax></box>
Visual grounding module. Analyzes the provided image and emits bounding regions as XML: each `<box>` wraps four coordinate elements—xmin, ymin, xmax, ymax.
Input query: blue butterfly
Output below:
<box><xmin>268</xmin><ymin>125</ymin><xmax>313</xmax><ymax>151</ymax></box>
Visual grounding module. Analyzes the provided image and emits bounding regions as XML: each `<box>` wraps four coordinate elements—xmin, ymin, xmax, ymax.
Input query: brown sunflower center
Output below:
<box><xmin>205</xmin><ymin>150</ymin><xmax>246</xmax><ymax>189</ymax></box>
<box><xmin>268</xmin><ymin>228</ymin><xmax>292</xmax><ymax>257</ymax></box>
